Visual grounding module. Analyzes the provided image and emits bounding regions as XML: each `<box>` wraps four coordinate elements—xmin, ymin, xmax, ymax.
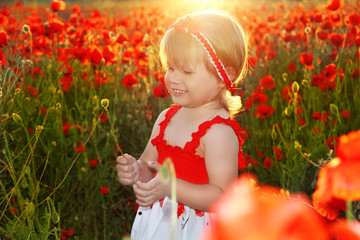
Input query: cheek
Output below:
<box><xmin>164</xmin><ymin>73</ymin><xmax>170</xmax><ymax>86</ymax></box>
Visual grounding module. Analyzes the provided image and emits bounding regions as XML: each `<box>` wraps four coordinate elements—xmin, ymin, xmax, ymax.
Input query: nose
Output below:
<box><xmin>166</xmin><ymin>70</ymin><xmax>181</xmax><ymax>84</ymax></box>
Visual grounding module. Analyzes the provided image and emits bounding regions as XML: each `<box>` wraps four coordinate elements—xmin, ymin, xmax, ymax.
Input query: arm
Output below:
<box><xmin>134</xmin><ymin>124</ymin><xmax>239</xmax><ymax>211</ymax></box>
<box><xmin>116</xmin><ymin>109</ymin><xmax>168</xmax><ymax>185</ymax></box>
<box><xmin>175</xmin><ymin>124</ymin><xmax>239</xmax><ymax>211</ymax></box>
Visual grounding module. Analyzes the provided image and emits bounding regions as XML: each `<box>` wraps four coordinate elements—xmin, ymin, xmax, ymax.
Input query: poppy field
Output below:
<box><xmin>1</xmin><ymin>0</ymin><xmax>360</xmax><ymax>239</ymax></box>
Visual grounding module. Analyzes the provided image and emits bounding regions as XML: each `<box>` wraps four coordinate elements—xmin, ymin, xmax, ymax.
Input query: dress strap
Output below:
<box><xmin>185</xmin><ymin>116</ymin><xmax>248</xmax><ymax>170</ymax></box>
<box><xmin>151</xmin><ymin>105</ymin><xmax>181</xmax><ymax>146</ymax></box>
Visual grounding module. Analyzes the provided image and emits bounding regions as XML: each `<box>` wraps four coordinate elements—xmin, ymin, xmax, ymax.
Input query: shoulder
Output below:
<box><xmin>200</xmin><ymin>122</ymin><xmax>239</xmax><ymax>160</ymax></box>
<box><xmin>203</xmin><ymin>122</ymin><xmax>239</xmax><ymax>147</ymax></box>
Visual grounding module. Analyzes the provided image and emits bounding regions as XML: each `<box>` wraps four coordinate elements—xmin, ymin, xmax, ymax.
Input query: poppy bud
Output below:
<box><xmin>101</xmin><ymin>98</ymin><xmax>109</xmax><ymax>109</ymax></box>
<box><xmin>301</xmin><ymin>79</ymin><xmax>309</xmax><ymax>88</ymax></box>
<box><xmin>294</xmin><ymin>141</ymin><xmax>302</xmax><ymax>150</ymax></box>
<box><xmin>22</xmin><ymin>59</ymin><xmax>33</xmax><ymax>68</ymax></box>
<box><xmin>271</xmin><ymin>128</ymin><xmax>277</xmax><ymax>140</ymax></box>
<box><xmin>282</xmin><ymin>72</ymin><xmax>288</xmax><ymax>82</ymax></box>
<box><xmin>12</xmin><ymin>113</ymin><xmax>23</xmax><ymax>125</ymax></box>
<box><xmin>330</xmin><ymin>104</ymin><xmax>339</xmax><ymax>115</ymax></box>
<box><xmin>284</xmin><ymin>107</ymin><xmax>291</xmax><ymax>117</ymax></box>
<box><xmin>22</xmin><ymin>24</ymin><xmax>30</xmax><ymax>33</ymax></box>
<box><xmin>36</xmin><ymin>125</ymin><xmax>44</xmax><ymax>133</ymax></box>
<box><xmin>292</xmin><ymin>81</ymin><xmax>300</xmax><ymax>93</ymax></box>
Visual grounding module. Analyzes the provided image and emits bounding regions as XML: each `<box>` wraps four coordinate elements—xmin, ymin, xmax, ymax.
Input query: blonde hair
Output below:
<box><xmin>159</xmin><ymin>10</ymin><xmax>248</xmax><ymax>118</ymax></box>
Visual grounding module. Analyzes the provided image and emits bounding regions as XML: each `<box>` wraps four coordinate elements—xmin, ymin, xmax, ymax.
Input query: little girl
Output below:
<box><xmin>116</xmin><ymin>10</ymin><xmax>248</xmax><ymax>240</ymax></box>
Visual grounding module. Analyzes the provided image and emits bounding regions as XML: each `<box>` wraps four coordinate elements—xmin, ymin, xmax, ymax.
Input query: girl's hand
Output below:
<box><xmin>116</xmin><ymin>154</ymin><xmax>140</xmax><ymax>185</ymax></box>
<box><xmin>133</xmin><ymin>161</ymin><xmax>171</xmax><ymax>207</ymax></box>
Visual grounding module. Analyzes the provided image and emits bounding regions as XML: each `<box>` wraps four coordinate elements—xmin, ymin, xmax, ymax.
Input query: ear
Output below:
<box><xmin>225</xmin><ymin>66</ymin><xmax>236</xmax><ymax>82</ymax></box>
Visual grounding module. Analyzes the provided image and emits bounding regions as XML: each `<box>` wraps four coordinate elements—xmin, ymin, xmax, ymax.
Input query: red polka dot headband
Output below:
<box><xmin>169</xmin><ymin>16</ymin><xmax>234</xmax><ymax>91</ymax></box>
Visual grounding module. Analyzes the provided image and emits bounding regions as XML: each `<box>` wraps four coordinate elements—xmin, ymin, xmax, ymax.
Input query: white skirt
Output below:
<box><xmin>131</xmin><ymin>197</ymin><xmax>214</xmax><ymax>240</ymax></box>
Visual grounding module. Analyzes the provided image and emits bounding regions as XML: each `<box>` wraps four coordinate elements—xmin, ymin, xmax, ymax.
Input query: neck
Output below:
<box><xmin>179</xmin><ymin>101</ymin><xmax>223</xmax><ymax>120</ymax></box>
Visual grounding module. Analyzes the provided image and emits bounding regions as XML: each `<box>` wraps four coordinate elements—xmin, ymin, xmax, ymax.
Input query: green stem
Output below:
<box><xmin>103</xmin><ymin>106</ymin><xmax>124</xmax><ymax>156</ymax></box>
<box><xmin>346</xmin><ymin>200</ymin><xmax>355</xmax><ymax>220</ymax></box>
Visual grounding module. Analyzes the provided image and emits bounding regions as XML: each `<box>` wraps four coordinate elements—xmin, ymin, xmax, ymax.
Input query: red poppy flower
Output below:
<box><xmin>296</xmin><ymin>106</ymin><xmax>306</xmax><ymax>126</ymax></box>
<box><xmin>314</xmin><ymin>128</ymin><xmax>321</xmax><ymax>135</ymax></box>
<box><xmin>205</xmin><ymin>174</ymin><xmax>329</xmax><ymax>240</ymax></box>
<box><xmin>0</xmin><ymin>49</ymin><xmax>6</xmax><ymax>65</ymax></box>
<box><xmin>93</xmin><ymin>71</ymin><xmax>108</xmax><ymax>87</ymax></box>
<box><xmin>75</xmin><ymin>142</ymin><xmax>85</xmax><ymax>153</ymax></box>
<box><xmin>62</xmin><ymin>123</ymin><xmax>71</xmax><ymax>137</ymax></box>
<box><xmin>60</xmin><ymin>64</ymin><xmax>73</xmax><ymax>92</ymax></box>
<box><xmin>245</xmin><ymin>90</ymin><xmax>268</xmax><ymax>110</ymax></box>
<box><xmin>317</xmin><ymin>30</ymin><xmax>329</xmax><ymax>40</ymax></box>
<box><xmin>340</xmin><ymin>110</ymin><xmax>353</xmax><ymax>119</ymax></box>
<box><xmin>336</xmin><ymin>130</ymin><xmax>360</xmax><ymax>163</ymax></box>
<box><xmin>71</xmin><ymin>5</ymin><xmax>81</xmax><ymax>13</ymax></box>
<box><xmin>49</xmin><ymin>18</ymin><xmax>64</xmax><ymax>33</ymax></box>
<box><xmin>254</xmin><ymin>149</ymin><xmax>264</xmax><ymax>159</ymax></box>
<box><xmin>90</xmin><ymin>159</ymin><xmax>98</xmax><ymax>167</ymax></box>
<box><xmin>122</xmin><ymin>74</ymin><xmax>138</xmax><ymax>89</ymax></box>
<box><xmin>326</xmin><ymin>136</ymin><xmax>339</xmax><ymax>150</ymax></box>
<box><xmin>50</xmin><ymin>0</ymin><xmax>66</xmax><ymax>11</ymax></box>
<box><xmin>321</xmin><ymin>63</ymin><xmax>338</xmax><ymax>81</ymax></box>
<box><xmin>0</xmin><ymin>30</ymin><xmax>9</xmax><ymax>47</ymax></box>
<box><xmin>314</xmin><ymin>130</ymin><xmax>360</xmax><ymax>220</ymax></box>
<box><xmin>348</xmin><ymin>13</ymin><xmax>360</xmax><ymax>26</ymax></box>
<box><xmin>27</xmin><ymin>85</ymin><xmax>38</xmax><ymax>96</ymax></box>
<box><xmin>103</xmin><ymin>46</ymin><xmax>117</xmax><ymax>64</ymax></box>
<box><xmin>259</xmin><ymin>75</ymin><xmax>275</xmax><ymax>90</ymax></box>
<box><xmin>254</xmin><ymin>104</ymin><xmax>275</xmax><ymax>119</ymax></box>
<box><xmin>328</xmin><ymin>52</ymin><xmax>338</xmax><ymax>61</ymax></box>
<box><xmin>326</xmin><ymin>0</ymin><xmax>344</xmax><ymax>11</ymax></box>
<box><xmin>287</xmin><ymin>62</ymin><xmax>297</xmax><ymax>73</ymax></box>
<box><xmin>62</xmin><ymin>229</ymin><xmax>74</xmax><ymax>237</ymax></box>
<box><xmin>299</xmin><ymin>52</ymin><xmax>315</xmax><ymax>69</ymax></box>
<box><xmin>313</xmin><ymin>179</ymin><xmax>346</xmax><ymax>220</ymax></box>
<box><xmin>330</xmin><ymin>33</ymin><xmax>344</xmax><ymax>46</ymax></box>
<box><xmin>329</xmin><ymin>220</ymin><xmax>360</xmax><ymax>240</ymax></box>
<box><xmin>9</xmin><ymin>207</ymin><xmax>19</xmax><ymax>216</ymax></box>
<box><xmin>145</xmin><ymin>111</ymin><xmax>153</xmax><ymax>120</ymax></box>
<box><xmin>116</xmin><ymin>32</ymin><xmax>129</xmax><ymax>44</ymax></box>
<box><xmin>244</xmin><ymin>154</ymin><xmax>258</xmax><ymax>166</ymax></box>
<box><xmin>351</xmin><ymin>68</ymin><xmax>359</xmax><ymax>79</ymax></box>
<box><xmin>129</xmin><ymin>31</ymin><xmax>143</xmax><ymax>46</ymax></box>
<box><xmin>247</xmin><ymin>55</ymin><xmax>257</xmax><ymax>69</ymax></box>
<box><xmin>272</xmin><ymin>147</ymin><xmax>284</xmax><ymax>160</ymax></box>
<box><xmin>151</xmin><ymin>83</ymin><xmax>167</xmax><ymax>98</ymax></box>
<box><xmin>41</xmin><ymin>107</ymin><xmax>47</xmax><ymax>115</ymax></box>
<box><xmin>100</xmin><ymin>186</ymin><xmax>109</xmax><ymax>195</ymax></box>
<box><xmin>99</xmin><ymin>113</ymin><xmax>107</xmax><ymax>123</ymax></box>
<box><xmin>89</xmin><ymin>45</ymin><xmax>103</xmax><ymax>66</ymax></box>
<box><xmin>263</xmin><ymin>156</ymin><xmax>273</xmax><ymax>168</ymax></box>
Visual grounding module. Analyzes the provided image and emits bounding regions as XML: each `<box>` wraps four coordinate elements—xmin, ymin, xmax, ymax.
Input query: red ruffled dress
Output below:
<box><xmin>131</xmin><ymin>105</ymin><xmax>246</xmax><ymax>240</ymax></box>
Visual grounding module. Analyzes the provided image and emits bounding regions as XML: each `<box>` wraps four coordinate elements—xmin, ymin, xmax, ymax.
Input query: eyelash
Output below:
<box><xmin>167</xmin><ymin>67</ymin><xmax>192</xmax><ymax>75</ymax></box>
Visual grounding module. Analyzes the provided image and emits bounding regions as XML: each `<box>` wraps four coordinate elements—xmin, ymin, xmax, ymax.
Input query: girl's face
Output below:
<box><xmin>164</xmin><ymin>60</ymin><xmax>225</xmax><ymax>108</ymax></box>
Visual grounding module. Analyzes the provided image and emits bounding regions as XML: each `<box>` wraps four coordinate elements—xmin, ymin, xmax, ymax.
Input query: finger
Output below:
<box><xmin>117</xmin><ymin>170</ymin><xmax>135</xmax><ymax>180</ymax></box>
<box><xmin>136</xmin><ymin>199</ymin><xmax>152</xmax><ymax>207</ymax></box>
<box><xmin>116</xmin><ymin>156</ymin><xmax>128</xmax><ymax>165</ymax></box>
<box><xmin>124</xmin><ymin>154</ymin><xmax>137</xmax><ymax>164</ymax></box>
<box><xmin>135</xmin><ymin>181</ymin><xmax>154</xmax><ymax>191</ymax></box>
<box><xmin>119</xmin><ymin>178</ymin><xmax>134</xmax><ymax>185</ymax></box>
<box><xmin>147</xmin><ymin>161</ymin><xmax>161</xmax><ymax>172</ymax></box>
<box><xmin>133</xmin><ymin>184</ymin><xmax>151</xmax><ymax>198</ymax></box>
<box><xmin>116</xmin><ymin>163</ymin><xmax>134</xmax><ymax>172</ymax></box>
